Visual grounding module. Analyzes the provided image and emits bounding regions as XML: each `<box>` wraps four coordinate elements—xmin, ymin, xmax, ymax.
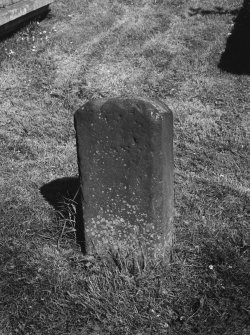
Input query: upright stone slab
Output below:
<box><xmin>74</xmin><ymin>97</ymin><xmax>174</xmax><ymax>259</ymax></box>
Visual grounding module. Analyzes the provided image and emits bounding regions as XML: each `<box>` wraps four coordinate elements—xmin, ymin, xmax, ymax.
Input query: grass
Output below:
<box><xmin>0</xmin><ymin>0</ymin><xmax>249</xmax><ymax>334</ymax></box>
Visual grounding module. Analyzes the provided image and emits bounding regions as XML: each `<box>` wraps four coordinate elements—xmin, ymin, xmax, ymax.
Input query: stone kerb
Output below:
<box><xmin>0</xmin><ymin>0</ymin><xmax>54</xmax><ymax>30</ymax></box>
<box><xmin>74</xmin><ymin>97</ymin><xmax>174</xmax><ymax>260</ymax></box>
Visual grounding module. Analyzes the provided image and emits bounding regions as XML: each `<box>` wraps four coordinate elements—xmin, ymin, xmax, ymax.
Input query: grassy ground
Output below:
<box><xmin>0</xmin><ymin>0</ymin><xmax>249</xmax><ymax>334</ymax></box>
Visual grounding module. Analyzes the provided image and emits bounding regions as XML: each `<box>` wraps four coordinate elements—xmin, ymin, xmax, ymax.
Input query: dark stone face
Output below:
<box><xmin>74</xmin><ymin>97</ymin><xmax>174</xmax><ymax>259</ymax></box>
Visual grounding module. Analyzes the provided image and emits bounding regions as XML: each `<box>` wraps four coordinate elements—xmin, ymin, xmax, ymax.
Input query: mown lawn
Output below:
<box><xmin>0</xmin><ymin>0</ymin><xmax>249</xmax><ymax>334</ymax></box>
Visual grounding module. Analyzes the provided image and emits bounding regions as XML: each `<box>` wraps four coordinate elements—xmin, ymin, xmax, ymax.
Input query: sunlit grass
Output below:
<box><xmin>0</xmin><ymin>0</ymin><xmax>249</xmax><ymax>334</ymax></box>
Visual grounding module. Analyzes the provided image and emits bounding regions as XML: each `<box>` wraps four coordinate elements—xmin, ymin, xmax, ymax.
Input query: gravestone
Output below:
<box><xmin>74</xmin><ymin>97</ymin><xmax>174</xmax><ymax>260</ymax></box>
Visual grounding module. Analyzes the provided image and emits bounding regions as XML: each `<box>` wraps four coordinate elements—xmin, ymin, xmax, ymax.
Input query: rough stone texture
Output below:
<box><xmin>0</xmin><ymin>0</ymin><xmax>53</xmax><ymax>30</ymax></box>
<box><xmin>74</xmin><ymin>97</ymin><xmax>174</xmax><ymax>259</ymax></box>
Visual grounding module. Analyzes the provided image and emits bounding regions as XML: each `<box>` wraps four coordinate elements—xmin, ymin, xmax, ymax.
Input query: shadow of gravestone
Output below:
<box><xmin>40</xmin><ymin>177</ymin><xmax>85</xmax><ymax>252</ymax></box>
<box><xmin>188</xmin><ymin>6</ymin><xmax>239</xmax><ymax>16</ymax></box>
<box><xmin>219</xmin><ymin>0</ymin><xmax>250</xmax><ymax>75</ymax></box>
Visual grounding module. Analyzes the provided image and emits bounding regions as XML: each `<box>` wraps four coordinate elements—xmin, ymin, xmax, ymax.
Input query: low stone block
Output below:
<box><xmin>0</xmin><ymin>0</ymin><xmax>53</xmax><ymax>36</ymax></box>
<box><xmin>74</xmin><ymin>97</ymin><xmax>174</xmax><ymax>260</ymax></box>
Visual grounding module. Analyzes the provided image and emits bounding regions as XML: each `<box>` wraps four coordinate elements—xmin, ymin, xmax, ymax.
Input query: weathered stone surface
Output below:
<box><xmin>74</xmin><ymin>97</ymin><xmax>174</xmax><ymax>259</ymax></box>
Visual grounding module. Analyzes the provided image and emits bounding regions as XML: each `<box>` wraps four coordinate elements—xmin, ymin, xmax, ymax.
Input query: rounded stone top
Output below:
<box><xmin>75</xmin><ymin>96</ymin><xmax>173</xmax><ymax>122</ymax></box>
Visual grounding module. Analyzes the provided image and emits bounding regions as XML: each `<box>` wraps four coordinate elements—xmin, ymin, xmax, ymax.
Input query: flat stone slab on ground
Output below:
<box><xmin>0</xmin><ymin>0</ymin><xmax>53</xmax><ymax>36</ymax></box>
<box><xmin>74</xmin><ymin>97</ymin><xmax>174</xmax><ymax>260</ymax></box>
